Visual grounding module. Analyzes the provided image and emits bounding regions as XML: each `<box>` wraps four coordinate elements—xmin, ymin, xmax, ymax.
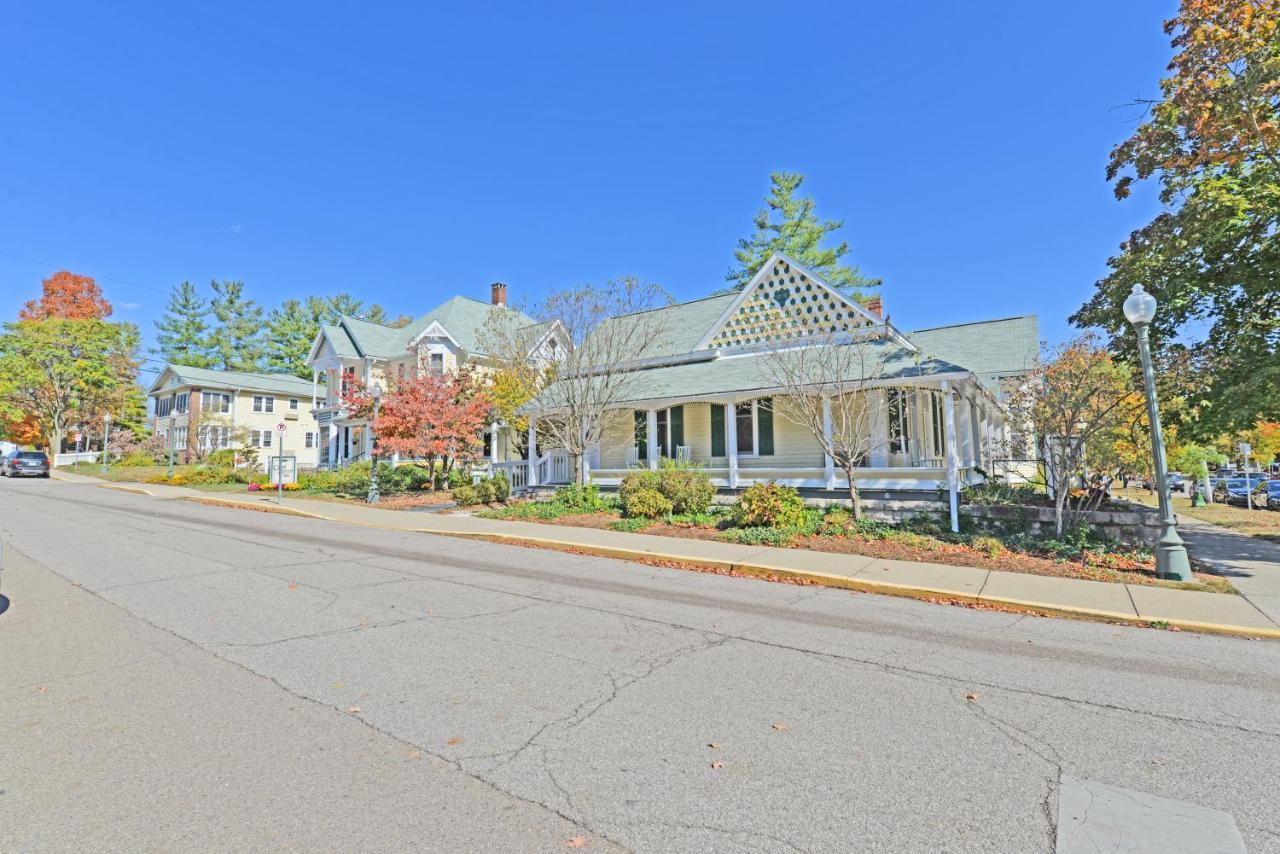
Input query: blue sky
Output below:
<box><xmin>1</xmin><ymin>1</ymin><xmax>1176</xmax><ymax>371</ymax></box>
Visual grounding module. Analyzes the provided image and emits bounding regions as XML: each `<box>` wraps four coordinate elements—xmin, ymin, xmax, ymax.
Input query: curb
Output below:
<box><xmin>95</xmin><ymin>483</ymin><xmax>154</xmax><ymax>497</ymax></box>
<box><xmin>425</xmin><ymin>531</ymin><xmax>1280</xmax><ymax>640</ymax></box>
<box><xmin>80</xmin><ymin>482</ymin><xmax>1280</xmax><ymax>641</ymax></box>
<box><xmin>177</xmin><ymin>495</ymin><xmax>330</xmax><ymax>520</ymax></box>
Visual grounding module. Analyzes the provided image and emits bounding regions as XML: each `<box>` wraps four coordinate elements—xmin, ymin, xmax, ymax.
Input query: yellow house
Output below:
<box><xmin>148</xmin><ymin>366</ymin><xmax>322</xmax><ymax>471</ymax></box>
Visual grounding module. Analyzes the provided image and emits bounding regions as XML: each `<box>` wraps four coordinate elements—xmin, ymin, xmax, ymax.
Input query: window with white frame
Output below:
<box><xmin>429</xmin><ymin>351</ymin><xmax>444</xmax><ymax>374</ymax></box>
<box><xmin>931</xmin><ymin>393</ymin><xmax>947</xmax><ymax>458</ymax></box>
<box><xmin>197</xmin><ymin>424</ymin><xmax>231</xmax><ymax>451</ymax></box>
<box><xmin>174</xmin><ymin>426</ymin><xmax>188</xmax><ymax>448</ymax></box>
<box><xmin>887</xmin><ymin>389</ymin><xmax>910</xmax><ymax>455</ymax></box>
<box><xmin>253</xmin><ymin>395</ymin><xmax>275</xmax><ymax>413</ymax></box>
<box><xmin>289</xmin><ymin>398</ymin><xmax>299</xmax><ymax>410</ymax></box>
<box><xmin>201</xmin><ymin>391</ymin><xmax>230</xmax><ymax>413</ymax></box>
<box><xmin>260</xmin><ymin>430</ymin><xmax>273</xmax><ymax>448</ymax></box>
<box><xmin>305</xmin><ymin>431</ymin><xmax>315</xmax><ymax>449</ymax></box>
<box><xmin>720</xmin><ymin>398</ymin><xmax>774</xmax><ymax>457</ymax></box>
<box><xmin>156</xmin><ymin>396</ymin><xmax>173</xmax><ymax>417</ymax></box>
<box><xmin>175</xmin><ymin>392</ymin><xmax>189</xmax><ymax>414</ymax></box>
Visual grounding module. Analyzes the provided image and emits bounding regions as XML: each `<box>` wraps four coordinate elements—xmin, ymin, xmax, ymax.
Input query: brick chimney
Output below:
<box><xmin>491</xmin><ymin>282</ymin><xmax>507</xmax><ymax>306</ymax></box>
<box><xmin>865</xmin><ymin>296</ymin><xmax>883</xmax><ymax>318</ymax></box>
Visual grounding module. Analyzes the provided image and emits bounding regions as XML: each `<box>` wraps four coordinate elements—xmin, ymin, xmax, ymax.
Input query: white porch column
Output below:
<box><xmin>942</xmin><ymin>381</ymin><xmax>960</xmax><ymax>533</ymax></box>
<box><xmin>527</xmin><ymin>418</ymin><xmax>538</xmax><ymax>487</ymax></box>
<box><xmin>968</xmin><ymin>396</ymin><xmax>982</xmax><ymax>469</ymax></box>
<box><xmin>646</xmin><ymin>408</ymin><xmax>659</xmax><ymax>471</ymax></box>
<box><xmin>822</xmin><ymin>395</ymin><xmax>836</xmax><ymax>490</ymax></box>
<box><xmin>726</xmin><ymin>400</ymin><xmax>739</xmax><ymax>489</ymax></box>
<box><xmin>489</xmin><ymin>420</ymin><xmax>499</xmax><ymax>461</ymax></box>
<box><xmin>868</xmin><ymin>389</ymin><xmax>889</xmax><ymax>468</ymax></box>
<box><xmin>956</xmin><ymin>396</ymin><xmax>972</xmax><ymax>467</ymax></box>
<box><xmin>311</xmin><ymin>369</ymin><xmax>318</xmax><ymax>412</ymax></box>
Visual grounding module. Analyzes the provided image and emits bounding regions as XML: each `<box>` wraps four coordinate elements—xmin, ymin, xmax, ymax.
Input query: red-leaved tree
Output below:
<box><xmin>344</xmin><ymin>369</ymin><xmax>491</xmax><ymax>485</ymax></box>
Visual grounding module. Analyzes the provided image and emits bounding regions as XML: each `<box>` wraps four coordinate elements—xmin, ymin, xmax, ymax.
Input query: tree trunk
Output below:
<box><xmin>846</xmin><ymin>470</ymin><xmax>863</xmax><ymax>520</ymax></box>
<box><xmin>1053</xmin><ymin>479</ymin><xmax>1069</xmax><ymax>539</ymax></box>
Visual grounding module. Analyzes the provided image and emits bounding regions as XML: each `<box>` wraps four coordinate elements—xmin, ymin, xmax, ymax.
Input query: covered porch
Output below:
<box><xmin>513</xmin><ymin>375</ymin><xmax>1005</xmax><ymax>525</ymax></box>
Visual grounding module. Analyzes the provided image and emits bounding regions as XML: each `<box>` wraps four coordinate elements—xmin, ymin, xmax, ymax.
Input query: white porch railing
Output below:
<box><xmin>493</xmin><ymin>460</ymin><xmax>529</xmax><ymax>491</ymax></box>
<box><xmin>537</xmin><ymin>451</ymin><xmax>572</xmax><ymax>485</ymax></box>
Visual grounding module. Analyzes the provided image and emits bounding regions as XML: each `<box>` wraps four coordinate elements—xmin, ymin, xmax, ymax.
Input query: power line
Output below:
<box><xmin>0</xmin><ymin>249</ymin><xmax>172</xmax><ymax>296</ymax></box>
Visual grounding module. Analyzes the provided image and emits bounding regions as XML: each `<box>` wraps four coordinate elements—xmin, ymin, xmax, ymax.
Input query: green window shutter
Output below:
<box><xmin>710</xmin><ymin>404</ymin><xmax>725</xmax><ymax>457</ymax></box>
<box><xmin>671</xmin><ymin>405</ymin><xmax>684</xmax><ymax>451</ymax></box>
<box><xmin>634</xmin><ymin>410</ymin><xmax>647</xmax><ymax>460</ymax></box>
<box><xmin>758</xmin><ymin>398</ymin><xmax>774</xmax><ymax>456</ymax></box>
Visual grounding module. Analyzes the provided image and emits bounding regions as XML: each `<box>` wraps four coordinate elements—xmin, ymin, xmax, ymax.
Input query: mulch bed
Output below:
<box><xmin>491</xmin><ymin>510</ymin><xmax>1231</xmax><ymax>592</ymax></box>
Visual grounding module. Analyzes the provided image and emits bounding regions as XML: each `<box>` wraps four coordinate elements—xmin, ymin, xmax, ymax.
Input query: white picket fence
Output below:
<box><xmin>54</xmin><ymin>451</ymin><xmax>100</xmax><ymax>467</ymax></box>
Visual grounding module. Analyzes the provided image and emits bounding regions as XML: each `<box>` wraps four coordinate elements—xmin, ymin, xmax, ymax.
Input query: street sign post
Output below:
<box><xmin>276</xmin><ymin>423</ymin><xmax>287</xmax><ymax>504</ymax></box>
<box><xmin>1239</xmin><ymin>442</ymin><xmax>1253</xmax><ymax>510</ymax></box>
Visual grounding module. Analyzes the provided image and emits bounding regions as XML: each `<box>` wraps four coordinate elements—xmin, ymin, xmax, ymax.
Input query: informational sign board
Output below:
<box><xmin>268</xmin><ymin>455</ymin><xmax>297</xmax><ymax>485</ymax></box>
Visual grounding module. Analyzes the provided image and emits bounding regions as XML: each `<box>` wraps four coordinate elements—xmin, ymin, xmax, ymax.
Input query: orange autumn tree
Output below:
<box><xmin>20</xmin><ymin>271</ymin><xmax>113</xmax><ymax>321</ymax></box>
<box><xmin>341</xmin><ymin>369</ymin><xmax>492</xmax><ymax>486</ymax></box>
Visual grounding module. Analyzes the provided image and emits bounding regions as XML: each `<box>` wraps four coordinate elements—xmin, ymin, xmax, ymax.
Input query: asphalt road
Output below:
<box><xmin>2</xmin><ymin>477</ymin><xmax>1278</xmax><ymax>853</ymax></box>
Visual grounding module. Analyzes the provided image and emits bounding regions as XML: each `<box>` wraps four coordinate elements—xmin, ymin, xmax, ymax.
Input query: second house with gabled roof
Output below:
<box><xmin>305</xmin><ymin>283</ymin><xmax>560</xmax><ymax>469</ymax></box>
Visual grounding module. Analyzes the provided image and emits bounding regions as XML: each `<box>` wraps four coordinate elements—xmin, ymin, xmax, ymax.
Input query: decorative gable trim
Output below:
<box><xmin>692</xmin><ymin>252</ymin><xmax>884</xmax><ymax>351</ymax></box>
<box><xmin>407</xmin><ymin>320</ymin><xmax>461</xmax><ymax>351</ymax></box>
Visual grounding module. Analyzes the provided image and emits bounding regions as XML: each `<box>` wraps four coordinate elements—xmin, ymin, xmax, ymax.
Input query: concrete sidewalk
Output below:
<box><xmin>70</xmin><ymin>472</ymin><xmax>1280</xmax><ymax>638</ymax></box>
<box><xmin>1178</xmin><ymin>517</ymin><xmax>1280</xmax><ymax>627</ymax></box>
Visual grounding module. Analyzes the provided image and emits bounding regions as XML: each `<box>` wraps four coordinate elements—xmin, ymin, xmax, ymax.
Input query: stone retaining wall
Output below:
<box><xmin>959</xmin><ymin>502</ymin><xmax>1162</xmax><ymax>546</ymax></box>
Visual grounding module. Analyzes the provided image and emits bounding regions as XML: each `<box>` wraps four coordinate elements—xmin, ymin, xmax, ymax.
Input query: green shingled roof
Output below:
<box><xmin>583</xmin><ymin>293</ymin><xmax>739</xmax><ymax>360</ymax></box>
<box><xmin>151</xmin><ymin>365</ymin><xmax>315</xmax><ymax>396</ymax></box>
<box><xmin>524</xmin><ymin>341</ymin><xmax>966</xmax><ymax>412</ymax></box>
<box><xmin>907</xmin><ymin>315</ymin><xmax>1039</xmax><ymax>386</ymax></box>
<box><xmin>323</xmin><ymin>296</ymin><xmax>538</xmax><ymax>360</ymax></box>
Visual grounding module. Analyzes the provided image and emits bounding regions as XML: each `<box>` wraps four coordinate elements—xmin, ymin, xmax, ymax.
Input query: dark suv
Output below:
<box><xmin>1</xmin><ymin>450</ymin><xmax>51</xmax><ymax>478</ymax></box>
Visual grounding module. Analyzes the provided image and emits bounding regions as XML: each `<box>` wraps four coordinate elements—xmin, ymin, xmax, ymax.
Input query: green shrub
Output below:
<box><xmin>619</xmin><ymin>470</ymin><xmax>661</xmax><ymax>506</ymax></box>
<box><xmin>733</xmin><ymin>481</ymin><xmax>806</xmax><ymax>528</ymax></box>
<box><xmin>401</xmin><ymin>464</ymin><xmax>435</xmax><ymax>491</ymax></box>
<box><xmin>118</xmin><ymin>450</ymin><xmax>158</xmax><ymax>467</ymax></box>
<box><xmin>553</xmin><ymin>483</ymin><xmax>610</xmax><ymax>512</ymax></box>
<box><xmin>491</xmin><ymin>471</ymin><xmax>511</xmax><ymax>502</ymax></box>
<box><xmin>452</xmin><ymin>484</ymin><xmax>480</xmax><ymax>506</ymax></box>
<box><xmin>657</xmin><ymin>468</ymin><xmax>716</xmax><ymax>515</ymax></box>
<box><xmin>610</xmin><ymin>517</ymin><xmax>653</xmax><ymax>533</ymax></box>
<box><xmin>298</xmin><ymin>469</ymin><xmax>340</xmax><ymax>491</ymax></box>
<box><xmin>448</xmin><ymin>467</ymin><xmax>470</xmax><ymax>489</ymax></box>
<box><xmin>204</xmin><ymin>449</ymin><xmax>237</xmax><ymax>467</ymax></box>
<box><xmin>476</xmin><ymin>478</ymin><xmax>498</xmax><ymax>504</ymax></box>
<box><xmin>964</xmin><ymin>481</ymin><xmax>1048</xmax><ymax>507</ymax></box>
<box><xmin>719</xmin><ymin>526</ymin><xmax>803</xmax><ymax>547</ymax></box>
<box><xmin>622</xmin><ymin>486</ymin><xmax>672</xmax><ymax>519</ymax></box>
<box><xmin>969</xmin><ymin>535</ymin><xmax>1006</xmax><ymax>557</ymax></box>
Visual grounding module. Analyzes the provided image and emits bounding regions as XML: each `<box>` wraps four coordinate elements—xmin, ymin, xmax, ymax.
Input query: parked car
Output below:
<box><xmin>1214</xmin><ymin>476</ymin><xmax>1269</xmax><ymax>508</ymax></box>
<box><xmin>1267</xmin><ymin>480</ymin><xmax>1280</xmax><ymax>512</ymax></box>
<box><xmin>1</xmin><ymin>450</ymin><xmax>51</xmax><ymax>478</ymax></box>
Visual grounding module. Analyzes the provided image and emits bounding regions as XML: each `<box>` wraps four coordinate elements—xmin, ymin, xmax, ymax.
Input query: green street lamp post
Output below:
<box><xmin>1123</xmin><ymin>284</ymin><xmax>1193</xmax><ymax>581</ymax></box>
<box><xmin>366</xmin><ymin>383</ymin><xmax>383</xmax><ymax>504</ymax></box>
<box><xmin>100</xmin><ymin>413</ymin><xmax>111</xmax><ymax>474</ymax></box>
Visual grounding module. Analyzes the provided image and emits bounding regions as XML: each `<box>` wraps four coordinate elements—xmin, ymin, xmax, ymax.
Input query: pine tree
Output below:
<box><xmin>364</xmin><ymin>303</ymin><xmax>389</xmax><ymax>325</ymax></box>
<box><xmin>726</xmin><ymin>172</ymin><xmax>880</xmax><ymax>299</ymax></box>
<box><xmin>266</xmin><ymin>299</ymin><xmax>320</xmax><ymax>378</ymax></box>
<box><xmin>207</xmin><ymin>280</ymin><xmax>265</xmax><ymax>372</ymax></box>
<box><xmin>326</xmin><ymin>292</ymin><xmax>364</xmax><ymax>320</ymax></box>
<box><xmin>153</xmin><ymin>281</ymin><xmax>214</xmax><ymax>367</ymax></box>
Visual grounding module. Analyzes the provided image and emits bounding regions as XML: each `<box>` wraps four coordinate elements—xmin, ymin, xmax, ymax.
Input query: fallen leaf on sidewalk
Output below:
<box><xmin>332</xmin><ymin>681</ymin><xmax>345</xmax><ymax>689</ymax></box>
<box><xmin>407</xmin><ymin>750</ymin><xmax>421</xmax><ymax>760</ymax></box>
<box><xmin>348</xmin><ymin>705</ymin><xmax>362</xmax><ymax>714</ymax></box>
<box><xmin>708</xmin><ymin>742</ymin><xmax>721</xmax><ymax>749</ymax></box>
<box><xmin>288</xmin><ymin>582</ymin><xmax>299</xmax><ymax>590</ymax></box>
<box><xmin>965</xmin><ymin>693</ymin><xmax>979</xmax><ymax>701</ymax></box>
<box><xmin>565</xmin><ymin>837</ymin><xmax>587</xmax><ymax>849</ymax></box>
<box><xmin>710</xmin><ymin>761</ymin><xmax>724</xmax><ymax>769</ymax></box>
<box><xmin>771</xmin><ymin>723</ymin><xmax>788</xmax><ymax>731</ymax></box>
<box><xmin>37</xmin><ymin>686</ymin><xmax>48</xmax><ymax>693</ymax></box>
<box><xmin>446</xmin><ymin>736</ymin><xmax>464</xmax><ymax>746</ymax></box>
